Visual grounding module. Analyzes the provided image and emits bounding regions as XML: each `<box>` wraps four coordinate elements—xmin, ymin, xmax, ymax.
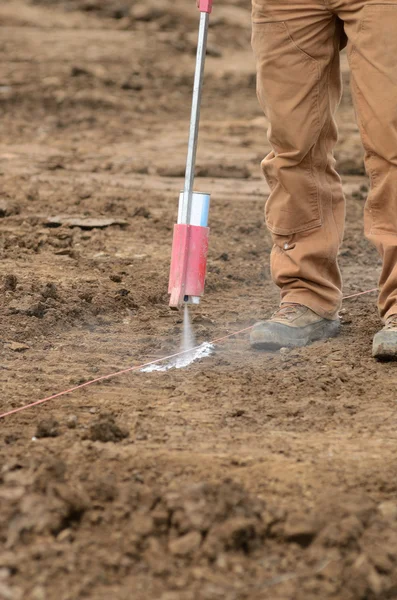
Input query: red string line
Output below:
<box><xmin>342</xmin><ymin>287</ymin><xmax>378</xmax><ymax>300</ymax></box>
<box><xmin>0</xmin><ymin>287</ymin><xmax>378</xmax><ymax>420</ymax></box>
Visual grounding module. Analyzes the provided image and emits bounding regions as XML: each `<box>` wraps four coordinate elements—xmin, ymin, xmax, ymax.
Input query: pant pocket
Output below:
<box><xmin>252</xmin><ymin>21</ymin><xmax>322</xmax><ymax>236</ymax></box>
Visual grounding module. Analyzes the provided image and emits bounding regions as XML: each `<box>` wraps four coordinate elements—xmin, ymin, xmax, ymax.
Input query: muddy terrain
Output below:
<box><xmin>1</xmin><ymin>1</ymin><xmax>397</xmax><ymax>599</ymax></box>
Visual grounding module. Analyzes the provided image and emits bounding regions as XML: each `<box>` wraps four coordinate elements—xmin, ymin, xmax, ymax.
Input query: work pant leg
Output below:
<box><xmin>337</xmin><ymin>0</ymin><xmax>397</xmax><ymax>319</ymax></box>
<box><xmin>251</xmin><ymin>0</ymin><xmax>345</xmax><ymax>319</ymax></box>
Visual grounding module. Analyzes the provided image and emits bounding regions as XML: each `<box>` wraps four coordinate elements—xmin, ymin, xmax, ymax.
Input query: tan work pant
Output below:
<box><xmin>251</xmin><ymin>0</ymin><xmax>397</xmax><ymax>320</ymax></box>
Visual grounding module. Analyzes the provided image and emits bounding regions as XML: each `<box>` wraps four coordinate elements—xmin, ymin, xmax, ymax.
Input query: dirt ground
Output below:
<box><xmin>1</xmin><ymin>1</ymin><xmax>397</xmax><ymax>599</ymax></box>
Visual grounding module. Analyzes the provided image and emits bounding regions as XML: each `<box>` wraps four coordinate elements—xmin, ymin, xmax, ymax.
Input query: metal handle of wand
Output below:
<box><xmin>179</xmin><ymin>10</ymin><xmax>210</xmax><ymax>225</ymax></box>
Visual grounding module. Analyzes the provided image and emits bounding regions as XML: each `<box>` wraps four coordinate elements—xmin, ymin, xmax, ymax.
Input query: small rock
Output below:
<box><xmin>31</xmin><ymin>586</ymin><xmax>46</xmax><ymax>600</ymax></box>
<box><xmin>378</xmin><ymin>501</ymin><xmax>397</xmax><ymax>520</ymax></box>
<box><xmin>26</xmin><ymin>182</ymin><xmax>40</xmax><ymax>202</ymax></box>
<box><xmin>283</xmin><ymin>518</ymin><xmax>319</xmax><ymax>547</ymax></box>
<box><xmin>131</xmin><ymin>515</ymin><xmax>154</xmax><ymax>537</ymax></box>
<box><xmin>353</xmin><ymin>554</ymin><xmax>383</xmax><ymax>595</ymax></box>
<box><xmin>31</xmin><ymin>585</ymin><xmax>47</xmax><ymax>600</ymax></box>
<box><xmin>206</xmin><ymin>44</ymin><xmax>222</xmax><ymax>57</ymax></box>
<box><xmin>56</xmin><ymin>528</ymin><xmax>73</xmax><ymax>543</ymax></box>
<box><xmin>0</xmin><ymin>553</ymin><xmax>17</xmax><ymax>570</ymax></box>
<box><xmin>169</xmin><ymin>531</ymin><xmax>202</xmax><ymax>556</ymax></box>
<box><xmin>66</xmin><ymin>415</ymin><xmax>78</xmax><ymax>429</ymax></box>
<box><xmin>145</xmin><ymin>538</ymin><xmax>169</xmax><ymax>575</ymax></box>
<box><xmin>35</xmin><ymin>418</ymin><xmax>60</xmax><ymax>439</ymax></box>
<box><xmin>0</xmin><ymin>582</ymin><xmax>22</xmax><ymax>600</ymax></box>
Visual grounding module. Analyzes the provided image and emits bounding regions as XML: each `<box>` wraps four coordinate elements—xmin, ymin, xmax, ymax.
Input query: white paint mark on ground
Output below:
<box><xmin>141</xmin><ymin>342</ymin><xmax>214</xmax><ymax>373</ymax></box>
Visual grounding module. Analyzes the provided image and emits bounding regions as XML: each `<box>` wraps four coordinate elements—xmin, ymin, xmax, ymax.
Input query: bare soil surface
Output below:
<box><xmin>1</xmin><ymin>2</ymin><xmax>396</xmax><ymax>599</ymax></box>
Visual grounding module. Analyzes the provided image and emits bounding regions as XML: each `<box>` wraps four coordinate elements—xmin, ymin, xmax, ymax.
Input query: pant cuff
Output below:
<box><xmin>281</xmin><ymin>291</ymin><xmax>341</xmax><ymax>321</ymax></box>
<box><xmin>383</xmin><ymin>307</ymin><xmax>397</xmax><ymax>321</ymax></box>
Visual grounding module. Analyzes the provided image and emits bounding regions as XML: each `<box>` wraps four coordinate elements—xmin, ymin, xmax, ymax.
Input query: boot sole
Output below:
<box><xmin>250</xmin><ymin>319</ymin><xmax>340</xmax><ymax>351</ymax></box>
<box><xmin>373</xmin><ymin>330</ymin><xmax>397</xmax><ymax>360</ymax></box>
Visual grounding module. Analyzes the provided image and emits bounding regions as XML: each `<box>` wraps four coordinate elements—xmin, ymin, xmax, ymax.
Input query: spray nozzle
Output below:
<box><xmin>184</xmin><ymin>295</ymin><xmax>200</xmax><ymax>305</ymax></box>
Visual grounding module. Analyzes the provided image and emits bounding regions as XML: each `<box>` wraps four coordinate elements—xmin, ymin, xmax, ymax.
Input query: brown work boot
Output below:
<box><xmin>250</xmin><ymin>303</ymin><xmax>340</xmax><ymax>351</ymax></box>
<box><xmin>373</xmin><ymin>314</ymin><xmax>397</xmax><ymax>360</ymax></box>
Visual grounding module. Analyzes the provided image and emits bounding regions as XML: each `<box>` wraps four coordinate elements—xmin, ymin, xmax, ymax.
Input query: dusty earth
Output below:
<box><xmin>1</xmin><ymin>1</ymin><xmax>397</xmax><ymax>599</ymax></box>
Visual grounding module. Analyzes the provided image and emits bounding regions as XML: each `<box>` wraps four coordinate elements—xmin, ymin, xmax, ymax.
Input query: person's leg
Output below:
<box><xmin>337</xmin><ymin>0</ymin><xmax>397</xmax><ymax>321</ymax></box>
<box><xmin>251</xmin><ymin>0</ymin><xmax>345</xmax><ymax>320</ymax></box>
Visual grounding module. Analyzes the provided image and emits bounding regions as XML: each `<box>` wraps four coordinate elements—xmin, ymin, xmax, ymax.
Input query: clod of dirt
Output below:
<box><xmin>26</xmin><ymin>182</ymin><xmax>40</xmax><ymax>202</ymax></box>
<box><xmin>3</xmin><ymin>274</ymin><xmax>18</xmax><ymax>291</ymax></box>
<box><xmin>109</xmin><ymin>273</ymin><xmax>122</xmax><ymax>283</ymax></box>
<box><xmin>154</xmin><ymin>481</ymin><xmax>268</xmax><ymax>561</ymax></box>
<box><xmin>88</xmin><ymin>416</ymin><xmax>129</xmax><ymax>443</ymax></box>
<box><xmin>230</xmin><ymin>409</ymin><xmax>245</xmax><ymax>418</ymax></box>
<box><xmin>44</xmin><ymin>155</ymin><xmax>65</xmax><ymax>171</ymax></box>
<box><xmin>89</xmin><ymin>475</ymin><xmax>118</xmax><ymax>503</ymax></box>
<box><xmin>196</xmin><ymin>164</ymin><xmax>251</xmax><ymax>179</ymax></box>
<box><xmin>116</xmin><ymin>288</ymin><xmax>129</xmax><ymax>297</ymax></box>
<box><xmin>121</xmin><ymin>78</ymin><xmax>144</xmax><ymax>91</ymax></box>
<box><xmin>35</xmin><ymin>418</ymin><xmax>60</xmax><ymax>439</ymax></box>
<box><xmin>156</xmin><ymin>165</ymin><xmax>185</xmax><ymax>178</ymax></box>
<box><xmin>282</xmin><ymin>516</ymin><xmax>320</xmax><ymax>548</ymax></box>
<box><xmin>8</xmin><ymin>297</ymin><xmax>46</xmax><ymax>318</ymax></box>
<box><xmin>206</xmin><ymin>44</ymin><xmax>222</xmax><ymax>58</ymax></box>
<box><xmin>7</xmin><ymin>481</ymin><xmax>89</xmax><ymax>545</ymax></box>
<box><xmin>71</xmin><ymin>65</ymin><xmax>92</xmax><ymax>77</ymax></box>
<box><xmin>0</xmin><ymin>199</ymin><xmax>19</xmax><ymax>218</ymax></box>
<box><xmin>132</xmin><ymin>206</ymin><xmax>151</xmax><ymax>219</ymax></box>
<box><xmin>41</xmin><ymin>282</ymin><xmax>58</xmax><ymax>300</ymax></box>
<box><xmin>46</xmin><ymin>215</ymin><xmax>128</xmax><ymax>229</ymax></box>
<box><xmin>5</xmin><ymin>434</ymin><xmax>19</xmax><ymax>445</ymax></box>
<box><xmin>130</xmin><ymin>3</ymin><xmax>165</xmax><ymax>21</ymax></box>
<box><xmin>203</xmin><ymin>517</ymin><xmax>263</xmax><ymax>557</ymax></box>
<box><xmin>33</xmin><ymin>458</ymin><xmax>67</xmax><ymax>492</ymax></box>
<box><xmin>6</xmin><ymin>341</ymin><xmax>30</xmax><ymax>353</ymax></box>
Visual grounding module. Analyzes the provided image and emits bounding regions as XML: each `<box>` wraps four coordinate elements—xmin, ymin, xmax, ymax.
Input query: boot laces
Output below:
<box><xmin>272</xmin><ymin>303</ymin><xmax>304</xmax><ymax>321</ymax></box>
<box><xmin>386</xmin><ymin>314</ymin><xmax>397</xmax><ymax>329</ymax></box>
